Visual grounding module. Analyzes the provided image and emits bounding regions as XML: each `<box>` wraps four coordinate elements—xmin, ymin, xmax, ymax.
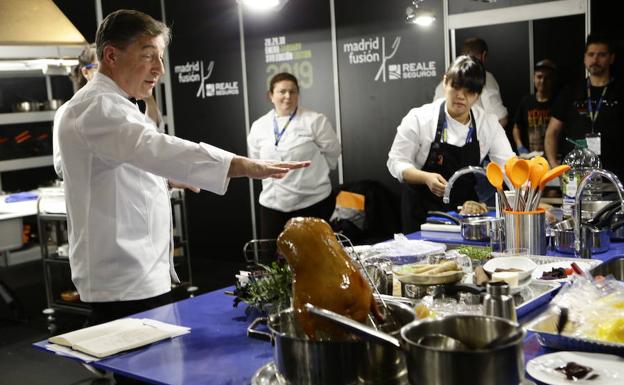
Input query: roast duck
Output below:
<box><xmin>277</xmin><ymin>217</ymin><xmax>383</xmax><ymax>340</ymax></box>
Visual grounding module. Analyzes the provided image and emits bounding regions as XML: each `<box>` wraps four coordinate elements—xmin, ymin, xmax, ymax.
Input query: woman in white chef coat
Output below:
<box><xmin>387</xmin><ymin>55</ymin><xmax>515</xmax><ymax>233</ymax></box>
<box><xmin>248</xmin><ymin>72</ymin><xmax>341</xmax><ymax>239</ymax></box>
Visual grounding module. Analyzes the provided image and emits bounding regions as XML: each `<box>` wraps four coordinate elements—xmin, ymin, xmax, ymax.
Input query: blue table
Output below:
<box><xmin>33</xmin><ymin>234</ymin><xmax>624</xmax><ymax>385</ymax></box>
<box><xmin>34</xmin><ymin>289</ymin><xmax>274</xmax><ymax>385</ymax></box>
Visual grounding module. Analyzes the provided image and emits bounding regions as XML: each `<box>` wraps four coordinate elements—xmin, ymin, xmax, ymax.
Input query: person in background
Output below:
<box><xmin>52</xmin><ymin>44</ymin><xmax>97</xmax><ymax>178</ymax></box>
<box><xmin>512</xmin><ymin>59</ymin><xmax>557</xmax><ymax>154</ymax></box>
<box><xmin>544</xmin><ymin>34</ymin><xmax>624</xmax><ymax>181</ymax></box>
<box><xmin>248</xmin><ymin>72</ymin><xmax>341</xmax><ymax>239</ymax></box>
<box><xmin>388</xmin><ymin>55</ymin><xmax>515</xmax><ymax>233</ymax></box>
<box><xmin>433</xmin><ymin>37</ymin><xmax>508</xmax><ymax>128</ymax></box>
<box><xmin>58</xmin><ymin>10</ymin><xmax>308</xmax><ymax>327</ymax></box>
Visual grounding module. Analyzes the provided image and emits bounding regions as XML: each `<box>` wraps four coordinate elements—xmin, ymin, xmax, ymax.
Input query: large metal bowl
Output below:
<box><xmin>400</xmin><ymin>314</ymin><xmax>525</xmax><ymax>385</ymax></box>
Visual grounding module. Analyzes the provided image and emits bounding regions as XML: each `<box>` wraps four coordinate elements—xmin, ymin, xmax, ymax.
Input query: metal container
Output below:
<box><xmin>43</xmin><ymin>99</ymin><xmax>64</xmax><ymax>111</ymax></box>
<box><xmin>504</xmin><ymin>209</ymin><xmax>547</xmax><ymax>255</ymax></box>
<box><xmin>248</xmin><ymin>300</ymin><xmax>415</xmax><ymax>385</ymax></box>
<box><xmin>483</xmin><ymin>282</ymin><xmax>516</xmax><ymax>322</ymax></box>
<box><xmin>12</xmin><ymin>101</ymin><xmax>41</xmax><ymax>112</ymax></box>
<box><xmin>460</xmin><ymin>217</ymin><xmax>492</xmax><ymax>241</ymax></box>
<box><xmin>358</xmin><ymin>301</ymin><xmax>416</xmax><ymax>385</ymax></box>
<box><xmin>552</xmin><ymin>227</ymin><xmax>609</xmax><ymax>254</ymax></box>
<box><xmin>260</xmin><ymin>308</ymin><xmax>364</xmax><ymax>385</ymax></box>
<box><xmin>590</xmin><ymin>255</ymin><xmax>624</xmax><ymax>279</ymax></box>
<box><xmin>401</xmin><ymin>315</ymin><xmax>525</xmax><ymax>385</ymax></box>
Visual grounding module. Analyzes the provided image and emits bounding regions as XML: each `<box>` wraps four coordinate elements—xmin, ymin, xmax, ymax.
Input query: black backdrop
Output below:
<box><xmin>47</xmin><ymin>0</ymin><xmax>621</xmax><ymax>269</ymax></box>
<box><xmin>335</xmin><ymin>0</ymin><xmax>445</xmax><ymax>192</ymax></box>
<box><xmin>165</xmin><ymin>1</ymin><xmax>251</xmax><ymax>259</ymax></box>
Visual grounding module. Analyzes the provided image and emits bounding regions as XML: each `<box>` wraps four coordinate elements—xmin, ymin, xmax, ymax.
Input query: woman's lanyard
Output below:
<box><xmin>586</xmin><ymin>77</ymin><xmax>609</xmax><ymax>133</ymax></box>
<box><xmin>441</xmin><ymin>109</ymin><xmax>476</xmax><ymax>145</ymax></box>
<box><xmin>273</xmin><ymin>107</ymin><xmax>298</xmax><ymax>146</ymax></box>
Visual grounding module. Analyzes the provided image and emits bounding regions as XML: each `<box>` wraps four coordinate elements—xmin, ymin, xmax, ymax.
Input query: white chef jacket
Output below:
<box><xmin>248</xmin><ymin>107</ymin><xmax>341</xmax><ymax>212</ymax></box>
<box><xmin>52</xmin><ymin>102</ymin><xmax>68</xmax><ymax>178</ymax></box>
<box><xmin>58</xmin><ymin>72</ymin><xmax>234</xmax><ymax>302</ymax></box>
<box><xmin>387</xmin><ymin>98</ymin><xmax>514</xmax><ymax>182</ymax></box>
<box><xmin>53</xmin><ymin>97</ymin><xmax>163</xmax><ymax>180</ymax></box>
<box><xmin>433</xmin><ymin>71</ymin><xmax>508</xmax><ymax>121</ymax></box>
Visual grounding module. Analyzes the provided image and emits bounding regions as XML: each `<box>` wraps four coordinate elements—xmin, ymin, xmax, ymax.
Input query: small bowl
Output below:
<box><xmin>483</xmin><ymin>257</ymin><xmax>537</xmax><ymax>281</ymax></box>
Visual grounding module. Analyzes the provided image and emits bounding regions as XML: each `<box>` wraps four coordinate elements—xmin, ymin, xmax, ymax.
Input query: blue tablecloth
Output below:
<box><xmin>32</xmin><ymin>234</ymin><xmax>624</xmax><ymax>384</ymax></box>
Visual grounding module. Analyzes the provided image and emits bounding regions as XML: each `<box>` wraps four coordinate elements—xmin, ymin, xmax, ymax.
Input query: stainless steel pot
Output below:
<box><xmin>552</xmin><ymin>226</ymin><xmax>610</xmax><ymax>254</ymax></box>
<box><xmin>428</xmin><ymin>211</ymin><xmax>491</xmax><ymax>241</ymax></box>
<box><xmin>43</xmin><ymin>99</ymin><xmax>64</xmax><ymax>110</ymax></box>
<box><xmin>12</xmin><ymin>101</ymin><xmax>41</xmax><ymax>112</ymax></box>
<box><xmin>248</xmin><ymin>300</ymin><xmax>415</xmax><ymax>385</ymax></box>
<box><xmin>400</xmin><ymin>315</ymin><xmax>525</xmax><ymax>385</ymax></box>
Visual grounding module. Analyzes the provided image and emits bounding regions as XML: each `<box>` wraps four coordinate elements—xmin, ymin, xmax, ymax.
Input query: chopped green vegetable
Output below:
<box><xmin>456</xmin><ymin>245</ymin><xmax>492</xmax><ymax>261</ymax></box>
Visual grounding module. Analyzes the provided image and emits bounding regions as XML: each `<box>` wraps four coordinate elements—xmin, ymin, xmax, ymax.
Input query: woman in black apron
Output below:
<box><xmin>388</xmin><ymin>55</ymin><xmax>514</xmax><ymax>233</ymax></box>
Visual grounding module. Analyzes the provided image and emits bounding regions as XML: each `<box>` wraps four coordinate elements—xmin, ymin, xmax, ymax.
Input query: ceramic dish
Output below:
<box><xmin>483</xmin><ymin>257</ymin><xmax>537</xmax><ymax>281</ymax></box>
<box><xmin>526</xmin><ymin>351</ymin><xmax>624</xmax><ymax>385</ymax></box>
<box><xmin>532</xmin><ymin>261</ymin><xmax>592</xmax><ymax>283</ymax></box>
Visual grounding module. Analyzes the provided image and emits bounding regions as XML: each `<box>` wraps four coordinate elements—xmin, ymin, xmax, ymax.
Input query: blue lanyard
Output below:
<box><xmin>273</xmin><ymin>107</ymin><xmax>298</xmax><ymax>146</ymax></box>
<box><xmin>442</xmin><ymin>114</ymin><xmax>476</xmax><ymax>145</ymax></box>
<box><xmin>586</xmin><ymin>77</ymin><xmax>609</xmax><ymax>133</ymax></box>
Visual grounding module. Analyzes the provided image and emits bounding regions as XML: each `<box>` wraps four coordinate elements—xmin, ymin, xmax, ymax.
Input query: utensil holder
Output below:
<box><xmin>503</xmin><ymin>209</ymin><xmax>547</xmax><ymax>255</ymax></box>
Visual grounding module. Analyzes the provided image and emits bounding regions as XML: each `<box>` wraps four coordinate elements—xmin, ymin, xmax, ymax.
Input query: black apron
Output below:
<box><xmin>401</xmin><ymin>102</ymin><xmax>481</xmax><ymax>233</ymax></box>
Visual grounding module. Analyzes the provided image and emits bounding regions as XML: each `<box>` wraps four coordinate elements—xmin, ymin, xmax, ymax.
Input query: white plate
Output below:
<box><xmin>483</xmin><ymin>257</ymin><xmax>537</xmax><ymax>281</ymax></box>
<box><xmin>527</xmin><ymin>351</ymin><xmax>624</xmax><ymax>385</ymax></box>
<box><xmin>532</xmin><ymin>261</ymin><xmax>592</xmax><ymax>283</ymax></box>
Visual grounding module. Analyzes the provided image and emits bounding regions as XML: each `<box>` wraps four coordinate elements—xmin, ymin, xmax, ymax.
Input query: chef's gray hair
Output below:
<box><xmin>96</xmin><ymin>9</ymin><xmax>170</xmax><ymax>61</ymax></box>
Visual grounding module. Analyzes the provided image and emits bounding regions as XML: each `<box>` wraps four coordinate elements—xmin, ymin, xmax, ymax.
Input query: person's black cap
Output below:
<box><xmin>534</xmin><ymin>59</ymin><xmax>557</xmax><ymax>71</ymax></box>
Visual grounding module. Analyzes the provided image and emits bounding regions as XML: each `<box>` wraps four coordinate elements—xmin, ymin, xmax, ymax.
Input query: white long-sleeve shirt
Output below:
<box><xmin>387</xmin><ymin>98</ymin><xmax>514</xmax><ymax>182</ymax></box>
<box><xmin>52</xmin><ymin>103</ymin><xmax>68</xmax><ymax>178</ymax></box>
<box><xmin>58</xmin><ymin>72</ymin><xmax>234</xmax><ymax>302</ymax></box>
<box><xmin>248</xmin><ymin>107</ymin><xmax>341</xmax><ymax>212</ymax></box>
<box><xmin>433</xmin><ymin>71</ymin><xmax>508</xmax><ymax>121</ymax></box>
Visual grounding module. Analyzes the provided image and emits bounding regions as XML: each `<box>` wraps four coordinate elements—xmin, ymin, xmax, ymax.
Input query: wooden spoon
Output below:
<box><xmin>510</xmin><ymin>159</ymin><xmax>530</xmax><ymax>211</ymax></box>
<box><xmin>486</xmin><ymin>163</ymin><xmax>512</xmax><ymax>211</ymax></box>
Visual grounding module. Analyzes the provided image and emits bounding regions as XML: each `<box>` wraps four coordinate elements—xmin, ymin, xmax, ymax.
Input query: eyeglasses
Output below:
<box><xmin>84</xmin><ymin>63</ymin><xmax>98</xmax><ymax>70</ymax></box>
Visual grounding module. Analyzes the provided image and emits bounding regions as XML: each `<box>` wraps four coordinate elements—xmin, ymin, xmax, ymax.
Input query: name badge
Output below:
<box><xmin>585</xmin><ymin>133</ymin><xmax>601</xmax><ymax>155</ymax></box>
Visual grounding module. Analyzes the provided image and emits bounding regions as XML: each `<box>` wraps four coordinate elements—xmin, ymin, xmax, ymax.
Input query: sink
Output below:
<box><xmin>590</xmin><ymin>256</ymin><xmax>624</xmax><ymax>280</ymax></box>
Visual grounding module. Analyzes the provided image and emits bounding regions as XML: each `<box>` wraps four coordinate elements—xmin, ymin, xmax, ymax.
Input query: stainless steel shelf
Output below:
<box><xmin>0</xmin><ymin>155</ymin><xmax>53</xmax><ymax>172</ymax></box>
<box><xmin>0</xmin><ymin>110</ymin><xmax>56</xmax><ymax>124</ymax></box>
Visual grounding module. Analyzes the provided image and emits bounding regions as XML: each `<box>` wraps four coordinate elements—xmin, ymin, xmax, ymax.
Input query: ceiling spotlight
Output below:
<box><xmin>406</xmin><ymin>1</ymin><xmax>435</xmax><ymax>27</ymax></box>
<box><xmin>239</xmin><ymin>0</ymin><xmax>289</xmax><ymax>11</ymax></box>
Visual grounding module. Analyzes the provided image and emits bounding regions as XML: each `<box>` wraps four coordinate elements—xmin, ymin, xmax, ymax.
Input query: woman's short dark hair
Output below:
<box><xmin>269</xmin><ymin>72</ymin><xmax>299</xmax><ymax>93</ymax></box>
<box><xmin>444</xmin><ymin>55</ymin><xmax>486</xmax><ymax>94</ymax></box>
<box><xmin>95</xmin><ymin>9</ymin><xmax>170</xmax><ymax>61</ymax></box>
<box><xmin>71</xmin><ymin>44</ymin><xmax>96</xmax><ymax>91</ymax></box>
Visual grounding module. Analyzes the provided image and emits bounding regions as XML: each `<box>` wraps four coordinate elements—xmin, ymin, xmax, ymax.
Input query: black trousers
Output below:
<box><xmin>259</xmin><ymin>193</ymin><xmax>335</xmax><ymax>239</ymax></box>
<box><xmin>86</xmin><ymin>291</ymin><xmax>173</xmax><ymax>384</ymax></box>
<box><xmin>87</xmin><ymin>291</ymin><xmax>173</xmax><ymax>326</ymax></box>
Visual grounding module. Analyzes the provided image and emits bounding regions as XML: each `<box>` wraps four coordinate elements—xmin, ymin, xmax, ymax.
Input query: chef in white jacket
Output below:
<box><xmin>58</xmin><ymin>10</ymin><xmax>308</xmax><ymax>325</ymax></box>
<box><xmin>248</xmin><ymin>72</ymin><xmax>341</xmax><ymax>239</ymax></box>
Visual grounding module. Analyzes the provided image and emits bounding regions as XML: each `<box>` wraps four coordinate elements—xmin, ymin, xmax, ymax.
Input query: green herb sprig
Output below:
<box><xmin>233</xmin><ymin>261</ymin><xmax>292</xmax><ymax>313</ymax></box>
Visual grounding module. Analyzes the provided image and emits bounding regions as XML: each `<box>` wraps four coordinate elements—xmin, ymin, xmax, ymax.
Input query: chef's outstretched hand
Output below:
<box><xmin>425</xmin><ymin>172</ymin><xmax>447</xmax><ymax>197</ymax></box>
<box><xmin>228</xmin><ymin>156</ymin><xmax>310</xmax><ymax>179</ymax></box>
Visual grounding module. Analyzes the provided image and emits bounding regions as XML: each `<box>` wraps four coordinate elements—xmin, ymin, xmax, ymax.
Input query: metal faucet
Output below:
<box><xmin>442</xmin><ymin>166</ymin><xmax>486</xmax><ymax>204</ymax></box>
<box><xmin>574</xmin><ymin>169</ymin><xmax>624</xmax><ymax>258</ymax></box>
